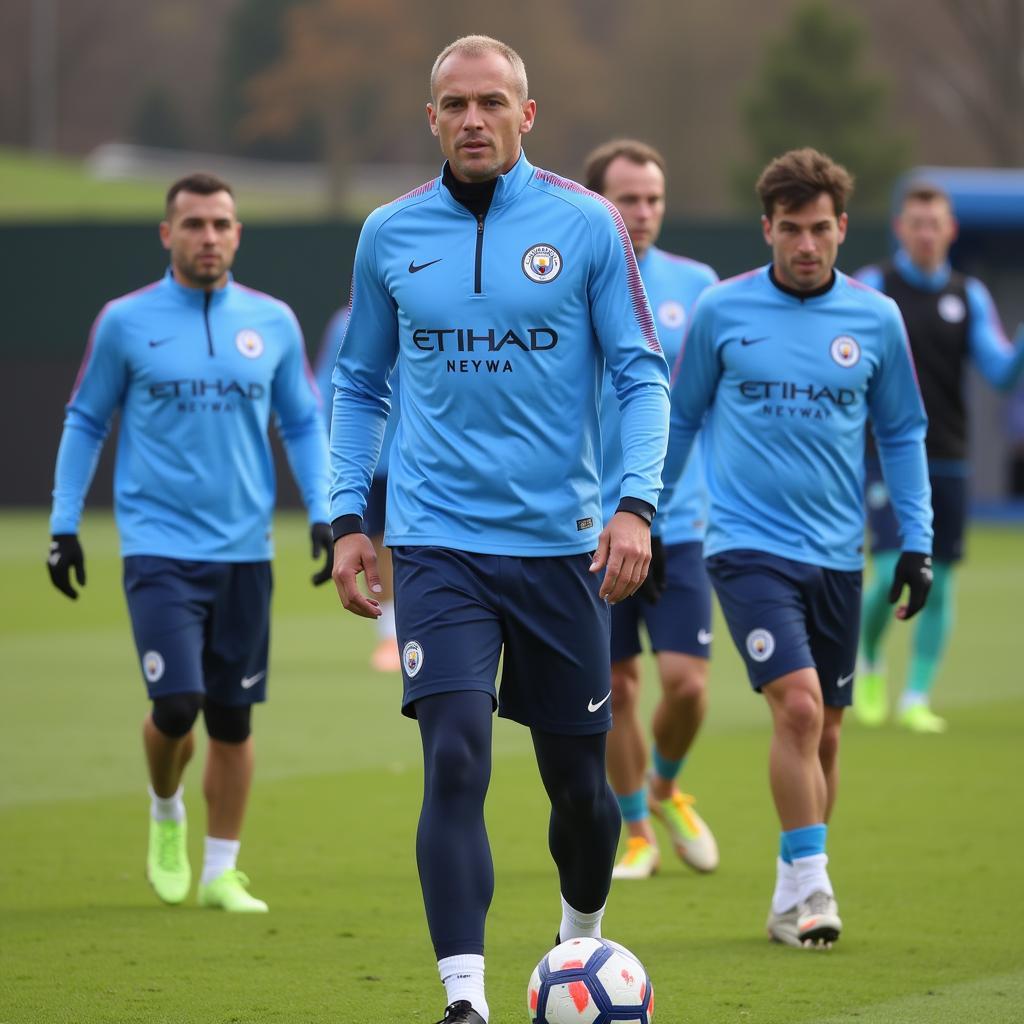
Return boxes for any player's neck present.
[769,264,836,300]
[443,163,498,219]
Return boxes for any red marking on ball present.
[568,980,590,1012]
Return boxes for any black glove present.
[636,535,667,605]
[888,551,933,621]
[48,534,86,600]
[310,521,334,586]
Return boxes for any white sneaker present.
[797,890,841,948]
[651,791,719,873]
[611,837,660,880]
[766,904,801,947]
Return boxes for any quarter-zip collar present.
[768,264,838,303]
[894,248,951,292]
[162,266,234,306]
[437,150,535,216]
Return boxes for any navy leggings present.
[415,691,620,958]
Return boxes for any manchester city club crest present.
[143,650,165,683]
[938,293,967,323]
[403,640,424,678]
[658,300,686,330]
[235,329,265,358]
[746,628,775,663]
[521,244,563,283]
[829,335,860,368]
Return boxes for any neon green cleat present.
[146,818,191,905]
[611,837,660,880]
[853,671,888,726]
[653,791,719,873]
[898,703,947,734]
[198,869,269,912]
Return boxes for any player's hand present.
[888,551,933,621]
[47,534,86,600]
[590,511,651,604]
[332,533,383,618]
[636,535,667,605]
[310,521,334,586]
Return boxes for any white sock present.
[771,857,799,914]
[201,836,240,885]
[376,600,396,640]
[438,954,488,1022]
[148,784,185,823]
[792,852,833,903]
[559,895,605,940]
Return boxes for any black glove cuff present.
[616,496,655,526]
[331,515,364,542]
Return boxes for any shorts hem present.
[401,680,497,719]
[497,706,611,735]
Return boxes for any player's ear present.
[158,220,172,251]
[836,212,848,244]
[519,98,537,136]
[426,103,439,137]
[760,214,773,246]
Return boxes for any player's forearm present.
[876,437,934,554]
[616,381,670,511]
[49,416,107,533]
[328,382,389,521]
[279,418,331,523]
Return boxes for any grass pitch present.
[2,511,1022,1023]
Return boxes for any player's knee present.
[151,692,203,739]
[427,736,488,801]
[549,767,610,823]
[776,685,823,737]
[610,663,641,712]
[819,722,841,768]
[661,663,707,708]
[203,699,252,744]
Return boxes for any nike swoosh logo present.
[740,336,769,346]
[408,258,442,274]
[588,692,611,713]
[148,337,174,347]
[697,629,713,645]
[837,672,854,688]
[240,671,266,689]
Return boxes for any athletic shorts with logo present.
[706,549,861,707]
[392,546,612,734]
[865,459,966,562]
[610,541,712,661]
[123,556,272,703]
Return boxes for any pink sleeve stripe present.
[532,170,661,353]
[386,178,438,206]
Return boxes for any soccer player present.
[664,148,933,949]
[854,183,1024,733]
[329,36,669,1024]
[315,308,401,671]
[583,140,719,880]
[47,173,332,912]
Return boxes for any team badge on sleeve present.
[658,300,686,329]
[522,244,563,283]
[235,329,265,359]
[745,628,775,663]
[403,640,424,678]
[143,650,166,683]
[829,335,860,368]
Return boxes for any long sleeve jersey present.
[314,306,398,478]
[51,268,330,561]
[664,266,932,570]
[330,152,670,556]
[857,249,1024,464]
[600,247,717,545]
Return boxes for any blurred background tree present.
[732,0,909,211]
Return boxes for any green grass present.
[0,148,327,222]
[2,510,1023,1022]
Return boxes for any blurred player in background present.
[47,173,333,912]
[854,183,1024,733]
[329,36,669,1024]
[583,140,719,881]
[315,307,401,671]
[665,149,933,949]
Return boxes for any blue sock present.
[784,823,827,861]
[616,788,648,823]
[652,749,685,784]
[779,833,792,865]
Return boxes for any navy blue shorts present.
[866,460,966,562]
[364,474,388,538]
[391,547,612,734]
[706,550,861,707]
[123,556,272,704]
[610,541,713,661]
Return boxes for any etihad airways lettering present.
[739,381,856,406]
[149,379,266,400]
[413,327,558,352]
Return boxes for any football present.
[527,937,653,1023]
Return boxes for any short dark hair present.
[755,148,854,219]
[165,172,234,218]
[900,181,952,209]
[583,139,666,194]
